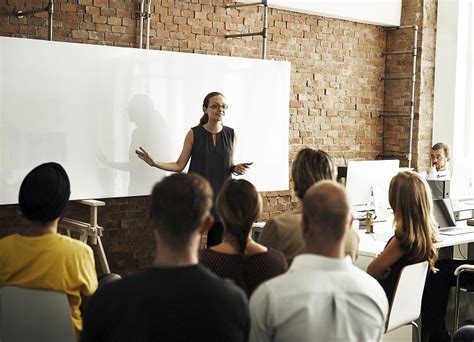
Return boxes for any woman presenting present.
[136,91,251,246]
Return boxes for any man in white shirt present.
[426,142,451,179]
[249,181,388,342]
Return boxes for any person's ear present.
[199,215,214,235]
[302,213,310,239]
[203,106,208,115]
[347,213,354,230]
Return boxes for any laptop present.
[433,199,474,236]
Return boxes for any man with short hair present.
[81,173,250,342]
[430,142,451,172]
[0,162,98,338]
[250,181,388,342]
[258,148,359,265]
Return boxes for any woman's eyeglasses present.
[208,104,228,110]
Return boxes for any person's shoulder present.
[198,248,222,264]
[0,234,19,256]
[0,234,19,245]
[266,248,288,263]
[347,265,388,299]
[222,125,235,135]
[92,271,148,300]
[197,265,247,301]
[265,210,302,230]
[55,234,93,255]
[250,269,287,301]
[191,125,202,133]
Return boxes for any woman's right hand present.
[135,146,155,167]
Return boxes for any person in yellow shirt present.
[0,162,98,338]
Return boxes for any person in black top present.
[200,179,288,297]
[366,171,438,302]
[136,91,251,246]
[81,173,250,342]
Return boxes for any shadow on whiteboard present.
[97,94,169,196]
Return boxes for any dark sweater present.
[81,265,249,342]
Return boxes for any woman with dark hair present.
[199,179,288,297]
[136,92,251,246]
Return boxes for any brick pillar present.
[382,0,437,170]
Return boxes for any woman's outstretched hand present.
[135,146,155,167]
[233,162,253,176]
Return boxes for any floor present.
[382,290,474,341]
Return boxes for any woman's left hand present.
[233,162,252,175]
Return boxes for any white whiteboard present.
[0,37,291,204]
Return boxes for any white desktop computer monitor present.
[346,160,400,211]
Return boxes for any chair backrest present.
[385,261,429,333]
[0,286,75,342]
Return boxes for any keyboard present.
[439,227,474,236]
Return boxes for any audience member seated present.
[249,181,388,342]
[200,179,287,297]
[258,148,359,265]
[81,173,250,342]
[0,162,98,338]
[426,142,451,179]
[367,171,438,303]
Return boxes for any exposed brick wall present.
[0,0,434,275]
[382,0,437,170]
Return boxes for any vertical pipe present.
[407,25,418,169]
[47,0,53,41]
[139,0,145,49]
[146,0,152,49]
[262,0,268,59]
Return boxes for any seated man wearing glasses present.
[426,142,451,179]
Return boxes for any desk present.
[356,220,474,270]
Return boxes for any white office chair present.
[385,261,429,342]
[0,286,75,342]
[454,264,474,330]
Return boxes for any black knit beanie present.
[19,162,71,223]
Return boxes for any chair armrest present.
[454,264,474,276]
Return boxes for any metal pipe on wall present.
[146,0,152,49]
[47,0,54,41]
[407,25,418,169]
[15,0,54,41]
[262,0,268,59]
[138,0,145,49]
[380,25,418,168]
[224,0,269,60]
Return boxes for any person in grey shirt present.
[250,181,388,342]
[258,148,359,265]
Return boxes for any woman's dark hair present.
[215,179,261,254]
[199,91,224,125]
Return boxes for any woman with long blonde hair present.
[367,171,438,302]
